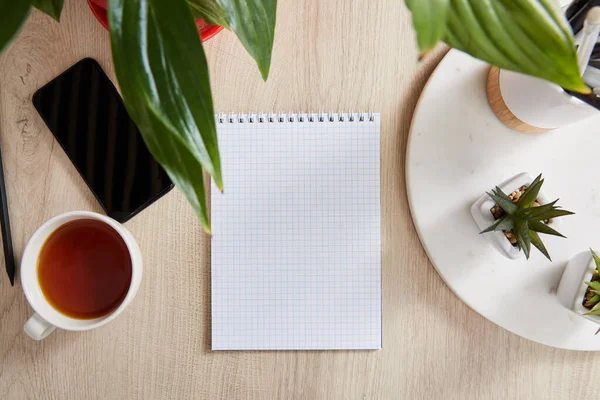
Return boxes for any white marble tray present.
[406,49,600,350]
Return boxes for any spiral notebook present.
[211,113,381,350]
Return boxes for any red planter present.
[89,0,107,8]
[86,0,224,42]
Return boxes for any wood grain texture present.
[486,67,551,134]
[0,1,599,399]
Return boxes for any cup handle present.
[24,313,56,340]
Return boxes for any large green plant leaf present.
[0,0,31,53]
[187,0,229,27]
[108,0,221,232]
[404,0,589,93]
[32,0,64,21]
[216,0,277,80]
[405,0,450,54]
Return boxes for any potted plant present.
[557,249,600,333]
[470,173,574,260]
[403,1,596,133]
[1,0,277,233]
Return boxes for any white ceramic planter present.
[557,251,600,327]
[498,70,598,130]
[470,172,555,260]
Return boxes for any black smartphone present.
[33,58,174,223]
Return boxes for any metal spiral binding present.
[215,112,375,123]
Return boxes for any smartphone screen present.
[33,58,173,223]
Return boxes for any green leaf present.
[493,186,512,202]
[515,200,575,221]
[108,0,222,232]
[187,0,230,27]
[216,0,277,80]
[480,215,514,234]
[404,0,450,54]
[515,220,531,259]
[585,301,600,316]
[515,200,558,219]
[517,174,543,208]
[404,0,589,93]
[449,0,588,93]
[585,281,600,291]
[487,188,517,214]
[528,220,565,238]
[480,218,502,234]
[592,249,600,274]
[32,0,63,22]
[528,208,575,221]
[529,230,551,261]
[588,294,600,304]
[0,0,31,53]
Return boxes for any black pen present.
[0,146,15,286]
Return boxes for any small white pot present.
[486,2,600,134]
[470,172,555,260]
[557,251,600,327]
[498,70,597,130]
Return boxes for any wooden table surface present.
[1,1,599,399]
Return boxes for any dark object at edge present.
[567,0,600,35]
[0,147,15,286]
[565,1,600,111]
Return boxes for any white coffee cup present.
[21,211,143,340]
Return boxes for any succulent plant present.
[480,174,574,261]
[584,249,600,335]
[583,249,600,315]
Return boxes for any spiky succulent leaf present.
[480,221,500,234]
[585,281,600,291]
[592,249,600,273]
[529,208,575,221]
[517,174,543,208]
[480,215,515,234]
[515,220,531,259]
[529,230,551,261]
[493,186,512,201]
[585,301,600,316]
[495,217,515,232]
[529,173,542,187]
[516,202,574,221]
[487,188,518,214]
[528,220,566,238]
[588,294,600,305]
[515,200,559,219]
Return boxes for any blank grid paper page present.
[211,113,381,350]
